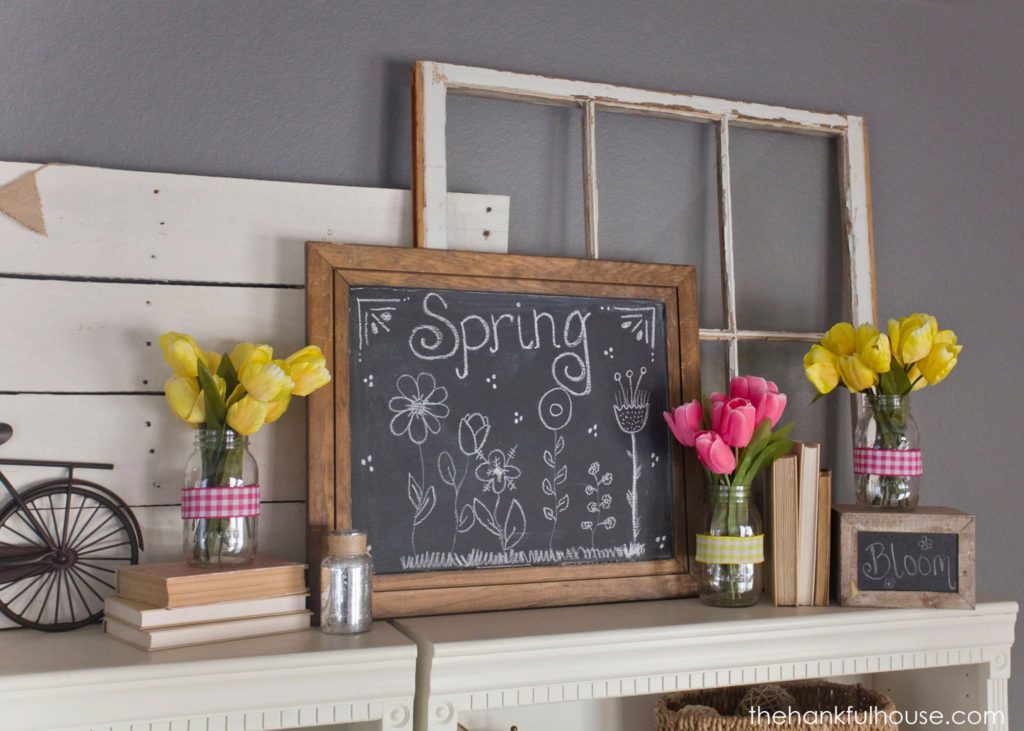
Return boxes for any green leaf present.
[736,437,793,486]
[889,363,913,395]
[216,352,238,398]
[197,359,227,429]
[735,418,772,479]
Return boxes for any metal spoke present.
[33,572,58,624]
[1,518,49,548]
[62,569,77,624]
[66,568,89,622]
[46,494,61,548]
[59,486,73,548]
[73,524,124,555]
[64,492,89,549]
[1,570,46,604]
[25,500,57,547]
[66,502,103,549]
[76,540,132,557]
[70,513,117,552]
[75,561,116,574]
[69,565,106,604]
[52,567,63,624]
[72,563,116,591]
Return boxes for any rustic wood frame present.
[306,242,702,618]
[411,61,878,380]
[832,505,976,610]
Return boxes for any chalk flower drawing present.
[390,373,449,552]
[539,387,573,549]
[389,373,450,445]
[613,368,650,542]
[477,449,521,494]
[580,461,615,549]
[437,411,492,552]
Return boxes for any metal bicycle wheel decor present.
[0,422,144,632]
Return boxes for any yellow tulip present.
[918,330,962,385]
[227,395,269,436]
[820,322,856,356]
[160,332,205,378]
[855,323,891,373]
[286,346,332,396]
[264,389,293,424]
[907,365,928,391]
[803,345,840,394]
[890,313,937,365]
[239,358,293,402]
[229,342,273,373]
[165,376,204,424]
[837,354,878,392]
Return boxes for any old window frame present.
[411,61,877,379]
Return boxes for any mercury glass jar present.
[182,429,259,566]
[855,394,921,511]
[321,529,373,634]
[697,482,764,607]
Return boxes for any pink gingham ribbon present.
[853,448,923,477]
[181,485,261,519]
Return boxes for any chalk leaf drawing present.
[356,297,401,350]
[613,306,657,350]
[539,387,573,549]
[613,368,650,543]
[390,372,450,552]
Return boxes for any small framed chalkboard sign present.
[306,243,702,618]
[832,505,975,609]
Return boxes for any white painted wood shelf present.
[0,622,418,731]
[395,599,1018,731]
[0,600,1016,730]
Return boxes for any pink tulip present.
[712,397,756,447]
[730,375,787,427]
[709,391,728,405]
[694,430,736,475]
[729,375,768,401]
[663,401,702,447]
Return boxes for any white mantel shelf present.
[395,599,1018,731]
[0,600,1017,731]
[0,622,418,731]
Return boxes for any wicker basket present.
[655,680,897,730]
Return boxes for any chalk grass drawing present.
[356,297,400,350]
[538,386,573,549]
[580,461,615,549]
[389,372,449,552]
[613,305,657,350]
[399,543,647,571]
[613,368,650,542]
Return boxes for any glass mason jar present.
[183,429,259,566]
[855,394,920,511]
[697,482,764,607]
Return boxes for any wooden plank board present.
[0,162,509,283]
[0,278,304,392]
[0,394,305,504]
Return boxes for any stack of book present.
[765,442,831,607]
[104,556,309,651]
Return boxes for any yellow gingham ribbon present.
[696,533,765,565]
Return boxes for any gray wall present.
[2,0,1021,711]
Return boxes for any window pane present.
[730,128,845,333]
[738,341,854,502]
[447,95,583,257]
[595,112,723,329]
[700,340,728,396]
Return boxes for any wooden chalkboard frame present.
[832,505,975,610]
[306,242,702,618]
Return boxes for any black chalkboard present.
[857,531,958,593]
[347,285,675,575]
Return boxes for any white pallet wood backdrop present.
[0,162,510,624]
